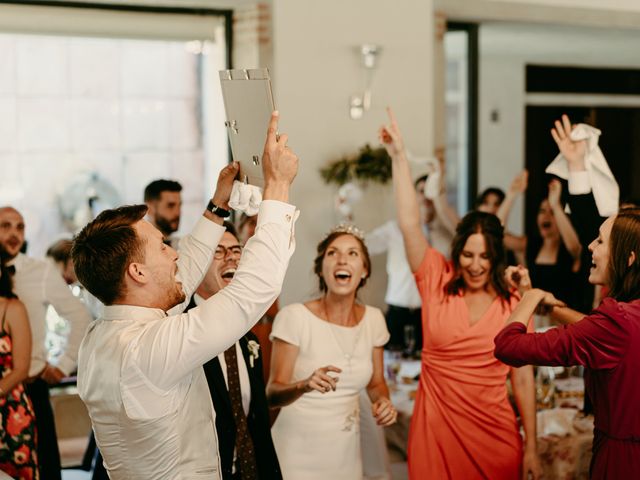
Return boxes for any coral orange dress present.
[408,248,522,479]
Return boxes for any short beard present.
[155,215,179,237]
[165,287,186,311]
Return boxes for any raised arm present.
[547,179,582,271]
[380,108,428,272]
[497,170,528,226]
[426,159,460,236]
[551,114,607,246]
[135,112,300,390]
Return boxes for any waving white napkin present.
[545,124,619,217]
[229,180,262,216]
[419,157,442,200]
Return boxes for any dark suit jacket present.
[203,332,282,480]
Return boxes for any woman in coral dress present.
[379,108,541,479]
[0,265,38,480]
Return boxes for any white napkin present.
[229,180,262,216]
[422,157,442,200]
[545,123,619,217]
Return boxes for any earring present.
[361,274,366,279]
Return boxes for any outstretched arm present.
[379,107,428,272]
[497,170,528,226]
[547,179,582,271]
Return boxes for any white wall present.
[478,22,640,235]
[270,0,434,307]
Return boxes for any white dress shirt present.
[9,253,92,376]
[78,200,297,480]
[193,293,250,416]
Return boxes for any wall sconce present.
[349,44,382,120]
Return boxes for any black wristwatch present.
[206,200,231,218]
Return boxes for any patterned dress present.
[0,303,39,480]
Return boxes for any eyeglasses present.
[214,245,243,259]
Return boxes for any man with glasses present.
[189,221,281,480]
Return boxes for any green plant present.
[320,144,392,186]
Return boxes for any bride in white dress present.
[267,225,397,480]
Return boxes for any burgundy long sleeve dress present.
[494,297,640,479]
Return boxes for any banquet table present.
[384,357,593,479]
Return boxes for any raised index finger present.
[386,106,399,128]
[266,110,280,144]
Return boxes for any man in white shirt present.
[190,222,281,480]
[72,112,298,479]
[0,207,92,480]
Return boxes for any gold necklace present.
[322,297,363,369]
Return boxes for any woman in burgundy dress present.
[495,207,640,479]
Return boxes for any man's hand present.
[211,161,240,211]
[262,111,299,202]
[41,364,66,385]
[379,107,406,159]
[551,114,587,171]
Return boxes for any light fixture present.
[349,44,382,120]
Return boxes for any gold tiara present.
[324,223,365,241]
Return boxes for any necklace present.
[322,298,363,369]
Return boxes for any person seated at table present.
[267,224,397,479]
[495,206,640,480]
[379,107,541,480]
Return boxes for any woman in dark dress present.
[495,207,640,479]
[526,180,584,311]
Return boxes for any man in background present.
[144,179,182,247]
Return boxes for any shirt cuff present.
[191,215,226,248]
[54,356,75,377]
[257,200,298,228]
[568,171,591,195]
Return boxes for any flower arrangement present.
[320,144,392,186]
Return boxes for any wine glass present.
[404,324,416,357]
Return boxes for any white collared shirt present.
[78,200,297,479]
[194,293,251,416]
[9,253,92,376]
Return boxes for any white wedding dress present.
[270,303,389,480]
